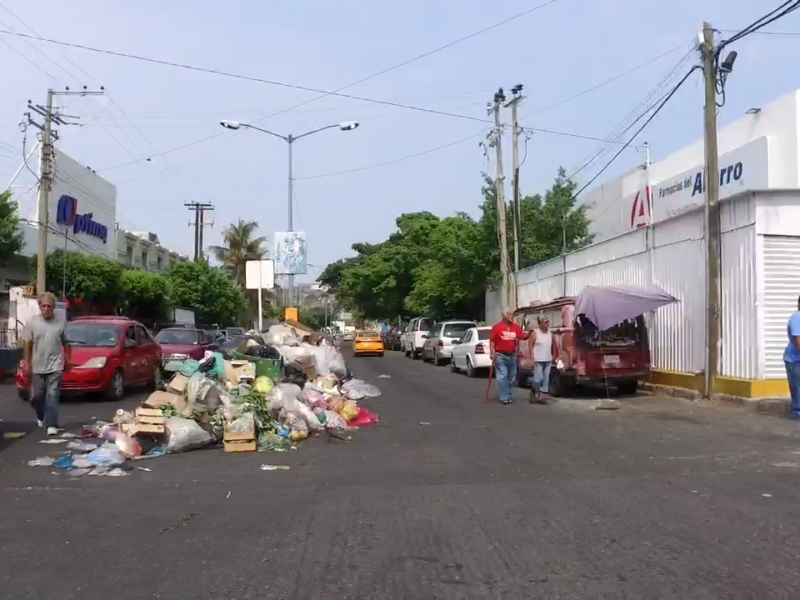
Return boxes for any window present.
[418,318,433,332]
[157,255,163,272]
[443,322,475,338]
[126,246,133,267]
[66,323,121,348]
[477,329,492,340]
[125,326,138,346]
[156,329,201,345]
[141,251,148,271]
[461,331,472,344]
[406,319,416,333]
[136,326,153,346]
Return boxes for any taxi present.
[353,330,385,357]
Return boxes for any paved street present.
[3,350,800,598]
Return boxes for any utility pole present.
[26,86,104,295]
[505,85,524,280]
[185,202,214,261]
[489,88,512,309]
[702,22,721,399]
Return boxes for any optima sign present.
[55,194,109,243]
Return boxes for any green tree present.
[0,189,24,266]
[210,219,267,286]
[167,261,246,326]
[36,250,123,305]
[120,269,172,326]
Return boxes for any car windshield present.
[156,329,199,345]
[477,329,492,340]
[443,323,475,338]
[358,332,380,338]
[66,323,120,347]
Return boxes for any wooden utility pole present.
[505,85,524,280]
[35,89,54,295]
[702,22,721,398]
[489,88,512,309]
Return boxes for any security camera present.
[720,50,738,74]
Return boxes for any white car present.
[402,316,433,359]
[450,326,493,377]
[422,321,477,366]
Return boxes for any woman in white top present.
[527,314,557,404]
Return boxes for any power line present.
[575,66,700,216]
[721,1,800,46]
[250,0,564,123]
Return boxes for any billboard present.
[273,231,307,275]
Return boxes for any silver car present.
[421,320,477,366]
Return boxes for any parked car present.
[16,316,162,401]
[353,330,384,357]
[342,332,354,342]
[421,320,477,365]
[450,325,493,377]
[402,317,433,359]
[383,326,404,351]
[155,327,219,365]
[513,297,649,395]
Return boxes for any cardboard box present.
[120,407,166,434]
[223,416,256,453]
[296,355,318,379]
[167,372,189,395]
[143,390,186,413]
[224,360,256,385]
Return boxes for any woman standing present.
[527,314,559,405]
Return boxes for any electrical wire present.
[250,0,564,123]
[721,1,800,47]
[575,66,700,220]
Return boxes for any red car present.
[155,327,218,363]
[16,316,163,401]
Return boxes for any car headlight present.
[167,353,189,360]
[76,356,107,369]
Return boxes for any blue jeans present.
[786,361,800,418]
[529,361,552,394]
[31,372,61,428]
[494,352,517,402]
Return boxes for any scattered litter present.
[66,441,98,453]
[159,512,198,534]
[136,467,153,472]
[39,439,68,445]
[28,457,56,467]
[762,493,773,498]
[226,491,231,499]
[595,399,621,411]
[98,468,129,477]
[420,421,431,426]
[69,468,93,478]
[378,374,391,379]
[59,432,78,439]
[260,464,291,471]
[4,432,26,440]
[56,456,75,470]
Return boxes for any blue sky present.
[1,0,798,282]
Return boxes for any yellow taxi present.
[353,330,385,357]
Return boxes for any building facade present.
[486,87,800,398]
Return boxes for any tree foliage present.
[38,250,124,306]
[320,168,592,321]
[210,219,267,286]
[167,261,246,327]
[120,269,172,325]
[0,189,24,266]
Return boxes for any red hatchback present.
[16,316,163,401]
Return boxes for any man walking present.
[785,295,800,419]
[490,307,528,405]
[22,292,70,436]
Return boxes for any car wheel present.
[618,379,638,395]
[450,357,458,373]
[379,352,385,357]
[412,349,421,360]
[466,357,476,378]
[106,369,124,401]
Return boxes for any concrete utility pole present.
[185,202,214,261]
[505,85,524,279]
[489,88,513,309]
[702,22,722,398]
[26,86,104,294]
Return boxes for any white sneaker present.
[37,420,44,428]
[46,427,59,436]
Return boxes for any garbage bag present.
[267,324,301,347]
[339,400,359,422]
[323,410,348,431]
[266,382,301,413]
[179,360,201,376]
[165,418,213,453]
[199,351,226,378]
[227,412,255,435]
[254,376,274,394]
[312,345,347,377]
[85,443,126,468]
[341,378,381,400]
[349,406,379,427]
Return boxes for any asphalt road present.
[3,349,800,598]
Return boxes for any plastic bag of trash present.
[228,412,255,435]
[85,443,126,468]
[267,324,301,347]
[254,376,274,395]
[312,345,347,377]
[341,378,381,400]
[179,360,201,376]
[323,410,348,431]
[278,345,314,366]
[199,351,226,379]
[165,417,213,453]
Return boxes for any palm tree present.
[210,220,267,286]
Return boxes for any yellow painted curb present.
[650,370,788,398]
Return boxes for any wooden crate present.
[120,407,166,434]
[223,420,256,453]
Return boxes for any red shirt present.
[490,321,525,354]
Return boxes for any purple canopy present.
[574,285,678,331]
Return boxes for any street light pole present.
[220,120,359,309]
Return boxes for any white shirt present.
[532,329,553,362]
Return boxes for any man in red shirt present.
[490,307,529,404]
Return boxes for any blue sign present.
[55,195,108,244]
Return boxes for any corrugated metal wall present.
[500,195,759,378]
[761,236,800,378]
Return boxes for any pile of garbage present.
[28,322,382,476]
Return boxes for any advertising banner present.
[274,231,307,275]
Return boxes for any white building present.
[487,87,800,398]
[1,148,187,293]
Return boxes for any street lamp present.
[220,119,359,307]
